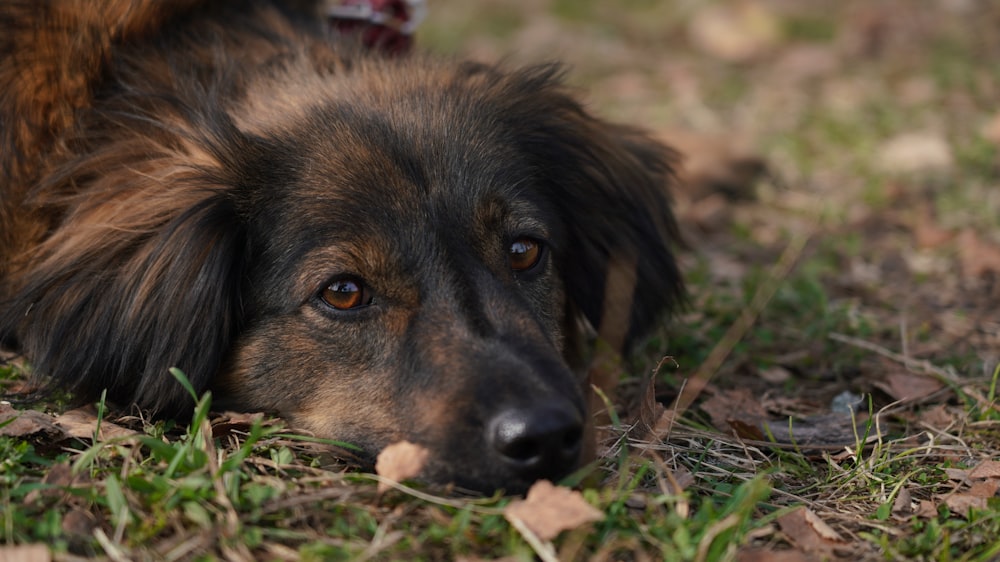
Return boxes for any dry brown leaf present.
[61,509,98,537]
[0,545,50,562]
[23,462,79,504]
[919,404,955,430]
[969,460,1000,479]
[54,406,138,441]
[758,366,792,384]
[375,441,429,493]
[728,418,766,441]
[958,229,1000,278]
[967,480,1000,498]
[0,403,65,440]
[503,480,604,541]
[874,371,944,403]
[662,467,696,495]
[915,500,939,519]
[803,508,844,542]
[877,132,953,175]
[911,203,954,249]
[944,467,972,483]
[700,388,768,433]
[0,545,51,562]
[736,547,811,562]
[211,411,267,438]
[944,493,988,516]
[629,375,665,444]
[982,112,1000,145]
[688,3,781,63]
[777,507,843,554]
[892,487,914,517]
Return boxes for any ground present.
[2,1,1000,560]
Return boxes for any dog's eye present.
[321,277,372,310]
[509,237,543,273]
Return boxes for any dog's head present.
[4,58,682,493]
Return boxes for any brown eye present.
[321,277,372,310]
[509,238,543,273]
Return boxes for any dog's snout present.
[489,405,583,482]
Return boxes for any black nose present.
[488,405,583,481]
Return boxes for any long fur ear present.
[490,64,685,350]
[2,163,249,416]
[0,0,276,415]
[0,98,262,415]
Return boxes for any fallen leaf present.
[211,411,267,438]
[629,374,665,444]
[54,406,138,440]
[802,508,845,542]
[944,467,972,483]
[874,371,944,403]
[913,221,954,250]
[375,441,429,493]
[758,365,792,384]
[877,132,953,175]
[982,112,1000,145]
[23,462,75,504]
[688,3,781,63]
[918,404,955,430]
[61,509,98,537]
[969,460,1000,479]
[967,480,999,498]
[503,480,604,541]
[700,388,768,433]
[704,250,750,281]
[915,500,939,518]
[728,418,766,441]
[736,547,810,562]
[944,493,988,516]
[661,467,695,495]
[777,507,843,554]
[0,404,65,440]
[957,229,1000,278]
[0,545,51,562]
[892,487,914,517]
[911,203,954,249]
[773,44,841,83]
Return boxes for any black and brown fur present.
[0,0,683,493]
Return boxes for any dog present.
[0,0,683,494]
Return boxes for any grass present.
[4,0,1000,560]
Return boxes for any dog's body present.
[0,0,682,493]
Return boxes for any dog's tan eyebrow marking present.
[291,231,424,309]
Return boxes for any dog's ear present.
[1,120,259,416]
[495,65,685,350]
